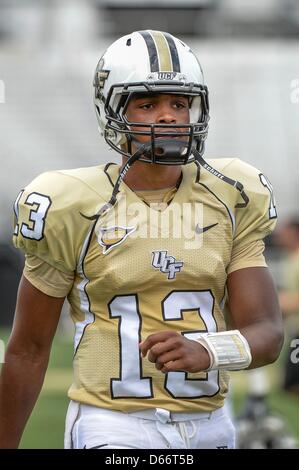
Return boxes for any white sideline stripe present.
[228,208,236,236]
[74,228,95,352]
[220,295,226,311]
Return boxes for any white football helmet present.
[91,30,248,215]
[93,30,209,165]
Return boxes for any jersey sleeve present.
[23,254,74,297]
[224,159,277,273]
[13,170,96,275]
[230,159,277,245]
[227,239,267,275]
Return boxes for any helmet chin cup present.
[133,138,193,165]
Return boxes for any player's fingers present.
[147,339,176,363]
[160,359,186,374]
[140,331,179,357]
[154,350,181,370]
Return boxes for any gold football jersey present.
[13,158,277,413]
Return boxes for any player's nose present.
[156,102,176,124]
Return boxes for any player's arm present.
[0,276,64,448]
[226,266,283,369]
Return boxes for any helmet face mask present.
[94,30,210,165]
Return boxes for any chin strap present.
[81,141,249,223]
[80,143,150,222]
[192,148,249,208]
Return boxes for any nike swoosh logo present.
[83,443,108,449]
[195,222,218,234]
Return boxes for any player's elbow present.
[5,337,51,367]
[265,323,284,364]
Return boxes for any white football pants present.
[65,401,235,449]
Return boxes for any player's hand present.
[139,331,211,374]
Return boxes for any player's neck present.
[121,157,182,191]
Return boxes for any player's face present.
[125,93,190,144]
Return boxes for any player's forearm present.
[0,349,49,448]
[241,320,284,369]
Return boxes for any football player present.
[0,30,283,449]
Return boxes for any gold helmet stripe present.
[150,31,173,72]
[163,32,181,72]
[138,30,181,73]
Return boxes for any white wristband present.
[195,330,252,371]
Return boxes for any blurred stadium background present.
[0,0,299,448]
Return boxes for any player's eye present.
[138,103,154,110]
[173,100,188,109]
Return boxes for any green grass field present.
[1,328,299,449]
